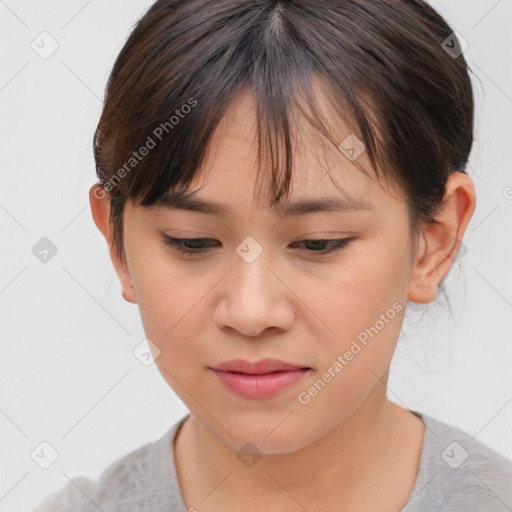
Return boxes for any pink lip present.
[208,358,310,399]
[210,358,308,374]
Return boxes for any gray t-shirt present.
[32,411,512,511]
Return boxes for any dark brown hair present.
[93,0,475,275]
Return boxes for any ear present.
[407,171,476,303]
[89,183,137,304]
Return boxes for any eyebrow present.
[153,190,374,216]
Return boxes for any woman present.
[34,1,512,510]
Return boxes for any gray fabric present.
[32,411,512,511]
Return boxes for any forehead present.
[145,84,405,219]
[149,142,401,223]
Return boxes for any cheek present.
[298,246,407,347]
[292,244,407,398]
[128,245,207,355]
[293,263,406,433]
[313,297,403,389]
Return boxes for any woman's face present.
[119,89,420,454]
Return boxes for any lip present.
[208,358,311,399]
[210,358,308,374]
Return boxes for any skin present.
[90,86,476,511]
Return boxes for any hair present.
[93,0,475,293]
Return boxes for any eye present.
[291,238,355,255]
[162,235,354,256]
[162,236,219,255]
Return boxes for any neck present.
[174,380,424,511]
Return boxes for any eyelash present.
[162,236,354,256]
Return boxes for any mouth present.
[209,357,310,375]
[208,359,311,399]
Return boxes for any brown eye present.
[291,238,355,255]
[162,236,355,257]
[162,236,219,255]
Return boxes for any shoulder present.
[31,422,182,512]
[405,413,512,511]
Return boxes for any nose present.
[214,252,295,338]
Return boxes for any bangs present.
[95,9,387,207]
[94,0,474,263]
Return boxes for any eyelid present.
[161,234,355,257]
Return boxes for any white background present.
[1,1,511,510]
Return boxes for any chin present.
[205,412,316,456]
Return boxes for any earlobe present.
[121,282,137,304]
[89,183,137,305]
[407,171,476,304]
[118,262,137,305]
